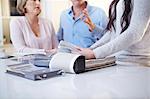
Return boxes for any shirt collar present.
[68,1,90,15]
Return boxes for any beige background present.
[0,0,111,45]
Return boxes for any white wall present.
[0,19,3,46]
[0,0,3,46]
[87,0,111,16]
[0,0,1,16]
[0,0,10,44]
[0,0,111,45]
[41,0,111,32]
[41,0,70,31]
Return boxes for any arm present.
[57,15,64,42]
[91,9,108,40]
[93,0,150,58]
[10,19,46,55]
[78,30,111,59]
[48,21,58,49]
[82,8,108,40]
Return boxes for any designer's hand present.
[73,47,96,59]
[45,48,57,55]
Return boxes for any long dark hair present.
[106,0,133,33]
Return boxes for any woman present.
[10,0,58,55]
[78,0,150,64]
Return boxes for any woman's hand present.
[80,9,95,32]
[76,48,96,59]
[45,48,57,55]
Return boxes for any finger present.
[79,14,86,21]
[82,9,88,16]
[71,50,81,55]
[75,46,82,51]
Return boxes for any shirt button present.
[73,33,75,37]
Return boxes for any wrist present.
[44,49,50,54]
[89,23,95,32]
[91,51,96,59]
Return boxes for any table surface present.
[0,45,150,99]
[0,59,150,99]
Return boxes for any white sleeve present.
[10,19,46,55]
[93,0,150,58]
[57,13,64,42]
[48,21,58,49]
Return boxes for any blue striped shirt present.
[57,5,108,48]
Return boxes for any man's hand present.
[80,9,95,32]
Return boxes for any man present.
[57,0,108,48]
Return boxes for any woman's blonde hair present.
[16,0,27,15]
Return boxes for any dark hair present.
[106,0,133,33]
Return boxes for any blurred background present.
[0,0,111,46]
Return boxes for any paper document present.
[58,41,80,53]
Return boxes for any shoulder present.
[88,5,104,12]
[134,0,150,5]
[39,17,54,29]
[134,0,150,9]
[88,5,106,15]
[39,17,53,25]
[132,0,150,18]
[60,8,71,17]
[10,16,25,23]
[10,16,26,26]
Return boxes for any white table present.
[0,58,150,99]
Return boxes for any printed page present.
[58,41,80,53]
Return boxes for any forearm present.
[93,0,150,58]
[93,25,149,58]
[15,46,46,55]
